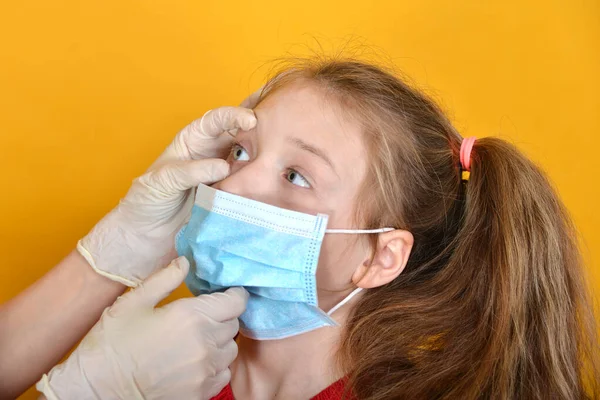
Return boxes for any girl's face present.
[213,81,373,310]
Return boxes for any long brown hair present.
[255,57,600,399]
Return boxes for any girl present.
[181,58,600,399]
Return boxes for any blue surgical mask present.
[175,183,392,340]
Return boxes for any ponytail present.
[456,137,599,398]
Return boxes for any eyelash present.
[230,143,312,189]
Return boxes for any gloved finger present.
[195,107,256,139]
[111,257,189,314]
[239,87,263,109]
[202,368,232,400]
[193,287,249,322]
[143,158,230,194]
[215,340,239,372]
[213,318,240,347]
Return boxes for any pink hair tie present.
[460,137,476,181]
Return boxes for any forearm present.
[0,250,125,399]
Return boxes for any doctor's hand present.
[37,257,248,400]
[78,106,257,286]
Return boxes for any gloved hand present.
[151,106,258,166]
[78,106,257,286]
[37,257,248,400]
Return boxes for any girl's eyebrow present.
[287,137,338,177]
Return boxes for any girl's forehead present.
[255,83,363,142]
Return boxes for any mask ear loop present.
[323,227,392,315]
[327,288,363,316]
[325,227,394,234]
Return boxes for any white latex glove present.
[78,106,257,286]
[37,257,248,400]
[152,106,257,166]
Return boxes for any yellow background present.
[1,1,598,398]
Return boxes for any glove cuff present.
[35,374,61,400]
[77,240,139,287]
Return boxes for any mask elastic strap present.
[327,287,363,316]
[325,227,394,234]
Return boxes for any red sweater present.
[212,378,348,400]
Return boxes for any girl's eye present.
[231,144,250,161]
[285,169,310,188]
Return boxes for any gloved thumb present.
[111,257,190,314]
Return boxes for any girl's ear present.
[352,230,413,288]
